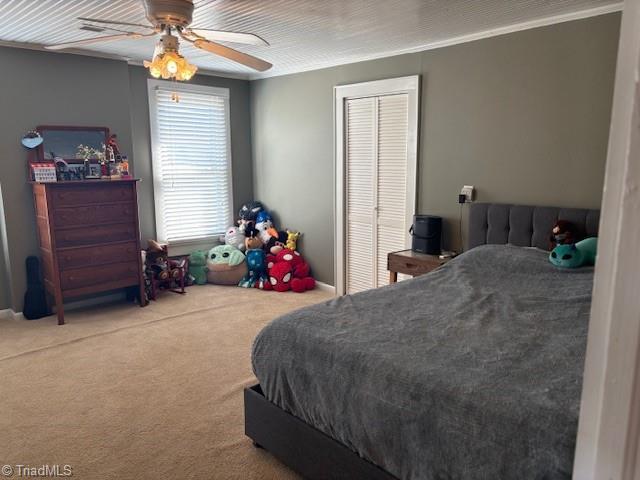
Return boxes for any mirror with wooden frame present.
[36,126,109,164]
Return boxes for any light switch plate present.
[460,185,475,202]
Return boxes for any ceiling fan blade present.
[82,23,145,34]
[187,28,269,46]
[45,32,146,50]
[192,39,272,72]
[77,17,154,30]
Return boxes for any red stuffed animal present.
[263,248,315,293]
[264,261,293,292]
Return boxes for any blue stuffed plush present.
[255,210,272,224]
[238,249,268,288]
[549,237,598,268]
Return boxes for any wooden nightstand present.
[387,249,451,283]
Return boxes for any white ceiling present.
[0,0,622,80]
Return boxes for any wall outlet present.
[460,185,475,202]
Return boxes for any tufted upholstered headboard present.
[468,203,600,251]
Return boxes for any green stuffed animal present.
[188,250,208,285]
[549,237,598,268]
[206,244,248,285]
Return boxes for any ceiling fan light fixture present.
[144,50,197,80]
[143,33,197,81]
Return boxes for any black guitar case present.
[23,256,49,320]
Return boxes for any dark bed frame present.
[244,203,600,479]
[244,384,397,479]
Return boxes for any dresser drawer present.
[387,253,444,276]
[51,184,134,206]
[60,262,140,291]
[57,242,139,271]
[54,203,136,228]
[55,223,137,248]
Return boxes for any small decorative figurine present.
[83,158,91,178]
[107,134,120,157]
[54,158,69,181]
[120,155,130,177]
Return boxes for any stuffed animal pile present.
[195,200,315,292]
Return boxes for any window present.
[148,80,233,248]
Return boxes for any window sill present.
[165,237,222,256]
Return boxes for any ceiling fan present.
[45,0,272,76]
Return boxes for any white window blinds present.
[148,81,233,245]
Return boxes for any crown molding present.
[250,2,623,80]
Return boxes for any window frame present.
[147,79,234,253]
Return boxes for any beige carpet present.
[0,285,333,479]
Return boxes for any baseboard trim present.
[0,309,23,321]
[0,292,128,322]
[315,281,336,295]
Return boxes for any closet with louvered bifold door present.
[345,92,413,294]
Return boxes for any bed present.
[245,203,600,480]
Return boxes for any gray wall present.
[128,66,254,240]
[0,47,134,311]
[250,13,621,286]
[0,12,621,307]
[0,49,252,311]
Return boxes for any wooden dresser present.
[32,180,145,325]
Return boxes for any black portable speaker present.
[410,215,442,255]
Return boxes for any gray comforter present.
[252,245,593,479]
